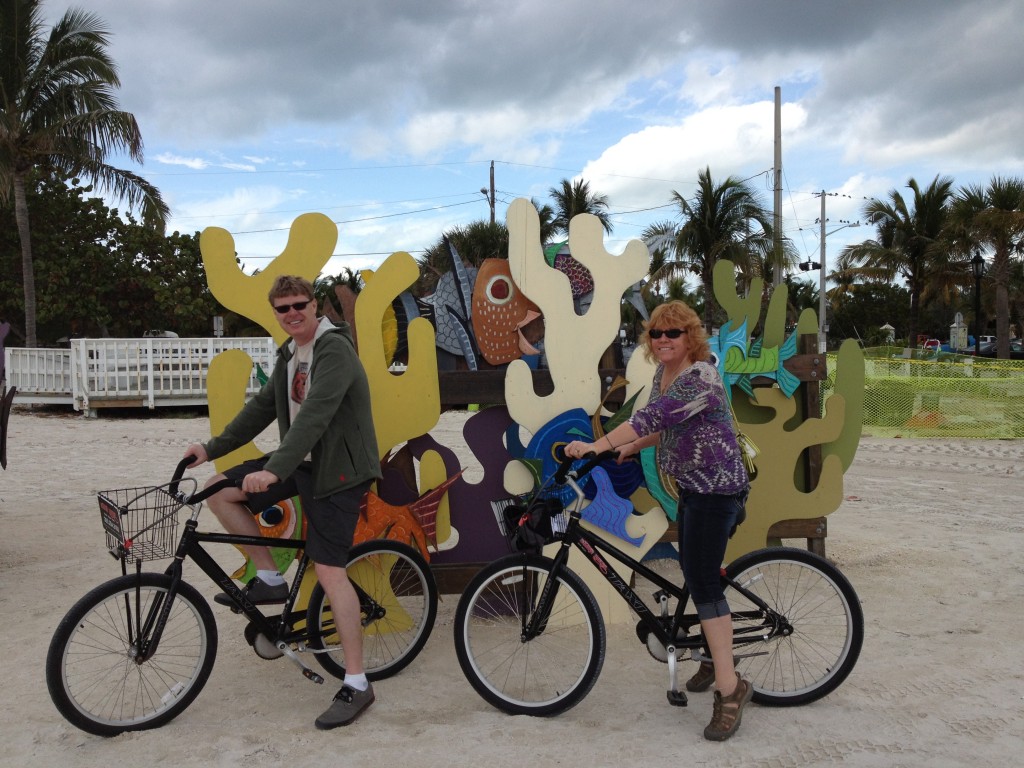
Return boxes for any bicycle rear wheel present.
[725,547,863,706]
[307,539,437,681]
[453,553,605,716]
[46,573,217,736]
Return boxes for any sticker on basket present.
[98,497,124,542]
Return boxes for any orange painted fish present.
[471,258,542,366]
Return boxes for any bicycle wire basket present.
[97,479,195,561]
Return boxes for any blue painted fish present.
[710,319,800,398]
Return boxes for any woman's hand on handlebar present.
[612,439,641,464]
[564,440,596,459]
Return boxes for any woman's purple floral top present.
[628,360,748,495]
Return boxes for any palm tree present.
[641,167,776,329]
[949,176,1024,358]
[314,268,361,315]
[530,197,557,244]
[548,178,612,237]
[416,220,509,295]
[840,176,955,350]
[0,0,168,347]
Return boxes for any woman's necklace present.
[660,358,691,393]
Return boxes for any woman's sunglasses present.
[649,328,688,339]
[272,300,312,314]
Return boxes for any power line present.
[171,191,482,221]
[142,159,490,177]
[230,198,483,235]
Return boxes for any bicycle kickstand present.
[275,642,325,685]
[665,646,688,707]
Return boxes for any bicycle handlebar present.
[553,448,619,484]
[170,454,241,504]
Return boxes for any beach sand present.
[1,408,1021,767]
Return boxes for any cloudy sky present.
[42,0,1024,281]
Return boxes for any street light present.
[971,250,986,354]
[479,188,494,224]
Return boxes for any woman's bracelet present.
[604,434,615,450]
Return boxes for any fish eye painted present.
[485,275,514,305]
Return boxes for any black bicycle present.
[46,457,437,736]
[453,451,863,716]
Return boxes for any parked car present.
[968,341,997,356]
[975,340,1024,359]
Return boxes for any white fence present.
[5,337,277,414]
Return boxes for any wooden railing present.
[5,337,277,414]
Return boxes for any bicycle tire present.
[453,553,606,716]
[724,547,863,706]
[46,573,217,736]
[307,539,437,681]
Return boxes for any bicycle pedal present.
[303,669,325,685]
[666,689,688,707]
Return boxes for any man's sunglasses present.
[272,300,312,314]
[649,328,688,339]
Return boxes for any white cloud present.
[583,101,808,209]
[154,153,209,170]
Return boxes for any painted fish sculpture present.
[471,258,542,365]
[710,319,801,399]
[543,242,594,299]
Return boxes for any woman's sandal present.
[703,673,753,741]
[685,656,738,693]
[685,661,716,692]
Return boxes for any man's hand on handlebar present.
[184,444,209,467]
[241,469,280,494]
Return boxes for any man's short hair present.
[268,275,315,303]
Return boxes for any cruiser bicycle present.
[453,450,863,716]
[46,456,437,736]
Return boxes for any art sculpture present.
[197,199,865,618]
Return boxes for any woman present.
[565,300,752,741]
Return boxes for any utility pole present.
[810,190,859,353]
[773,86,783,286]
[480,160,495,224]
[819,191,827,353]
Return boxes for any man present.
[185,275,381,730]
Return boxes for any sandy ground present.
[0,408,1022,768]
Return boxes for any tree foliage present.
[0,0,168,345]
[839,176,956,350]
[416,220,509,295]
[549,178,612,237]
[0,171,219,343]
[949,176,1024,358]
[642,167,778,330]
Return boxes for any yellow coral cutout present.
[201,213,337,344]
[355,250,440,459]
[360,269,399,366]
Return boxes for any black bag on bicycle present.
[502,497,564,552]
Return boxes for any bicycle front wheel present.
[46,573,217,736]
[725,547,863,706]
[307,539,437,681]
[453,553,605,716]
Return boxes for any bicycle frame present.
[129,516,328,671]
[524,477,784,655]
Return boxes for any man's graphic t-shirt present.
[288,341,314,425]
